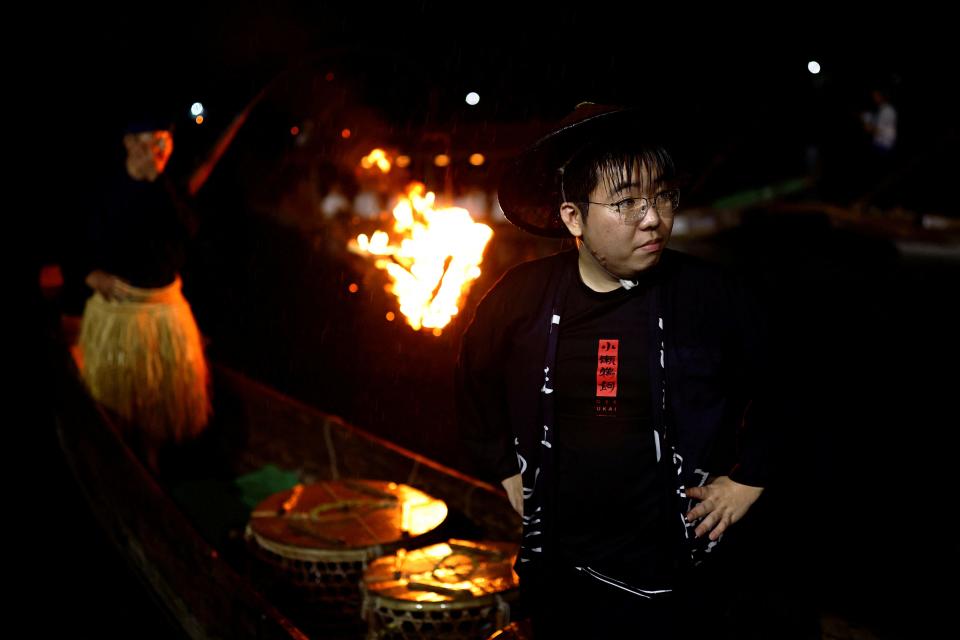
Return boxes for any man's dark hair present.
[560,135,676,221]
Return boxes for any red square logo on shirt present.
[596,339,619,398]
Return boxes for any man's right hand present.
[85,270,125,301]
[501,473,523,517]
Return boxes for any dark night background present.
[21,4,959,638]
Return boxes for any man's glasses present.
[585,189,680,224]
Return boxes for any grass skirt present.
[78,277,211,450]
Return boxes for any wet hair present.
[560,135,676,222]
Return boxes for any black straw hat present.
[498,103,665,237]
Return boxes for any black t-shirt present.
[551,266,675,582]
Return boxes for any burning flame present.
[349,183,493,333]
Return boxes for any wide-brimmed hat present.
[498,103,667,237]
[119,91,188,136]
[123,109,178,135]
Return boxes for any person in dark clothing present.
[78,119,210,473]
[456,104,777,638]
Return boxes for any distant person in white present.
[862,89,897,152]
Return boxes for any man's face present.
[124,130,173,180]
[576,165,674,278]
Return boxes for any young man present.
[456,104,775,637]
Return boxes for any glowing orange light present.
[348,283,359,293]
[469,153,485,166]
[433,154,450,167]
[396,155,411,168]
[195,115,204,125]
[396,487,448,536]
[360,148,392,173]
[341,128,352,139]
[348,183,493,333]
[386,311,396,321]
[282,484,304,513]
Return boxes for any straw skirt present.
[78,277,210,448]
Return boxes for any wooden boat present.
[53,347,520,639]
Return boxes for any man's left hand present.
[684,476,763,541]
